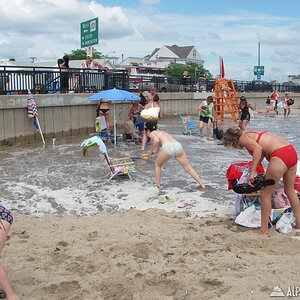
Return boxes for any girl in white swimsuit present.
[145,129,205,190]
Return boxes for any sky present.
[1,0,300,82]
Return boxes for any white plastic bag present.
[275,212,295,234]
[235,205,261,228]
[140,107,160,122]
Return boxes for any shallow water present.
[0,113,299,218]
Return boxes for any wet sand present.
[5,210,300,299]
[1,112,300,299]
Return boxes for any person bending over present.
[222,127,300,237]
[145,125,205,190]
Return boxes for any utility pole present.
[257,42,261,81]
[258,42,261,67]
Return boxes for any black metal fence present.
[0,66,129,95]
[1,65,300,95]
[128,75,300,94]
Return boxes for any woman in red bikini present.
[223,127,300,237]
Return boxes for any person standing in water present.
[238,96,254,130]
[198,95,214,140]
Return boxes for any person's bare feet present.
[198,184,206,191]
[250,229,269,237]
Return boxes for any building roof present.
[148,45,194,59]
[166,45,194,58]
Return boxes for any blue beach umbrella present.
[88,88,140,144]
[88,88,140,101]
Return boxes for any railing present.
[128,75,300,94]
[1,65,300,95]
[0,66,129,95]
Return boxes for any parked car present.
[129,82,139,91]
[138,76,186,92]
[244,80,272,92]
[280,81,300,93]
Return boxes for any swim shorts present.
[161,142,183,157]
[0,206,13,225]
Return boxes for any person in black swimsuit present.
[238,96,254,130]
[96,100,111,132]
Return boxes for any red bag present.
[294,176,300,193]
[226,161,264,190]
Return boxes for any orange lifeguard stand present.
[213,77,239,122]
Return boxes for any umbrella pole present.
[114,102,117,145]
[35,115,46,146]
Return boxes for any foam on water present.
[0,113,299,218]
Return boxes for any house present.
[145,44,204,68]
[287,75,300,85]
[118,44,204,76]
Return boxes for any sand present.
[3,209,300,300]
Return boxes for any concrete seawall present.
[0,92,299,143]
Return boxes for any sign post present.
[254,66,264,75]
[80,18,99,48]
[254,66,264,80]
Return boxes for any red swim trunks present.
[269,144,298,168]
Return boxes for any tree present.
[165,61,212,81]
[65,49,104,60]
[165,62,186,78]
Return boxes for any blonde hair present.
[222,127,243,149]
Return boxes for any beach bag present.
[213,127,223,140]
[287,98,294,106]
[294,176,300,193]
[235,205,261,228]
[271,189,290,209]
[277,102,283,109]
[140,106,160,122]
[275,212,295,234]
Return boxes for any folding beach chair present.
[181,116,196,135]
[80,136,136,181]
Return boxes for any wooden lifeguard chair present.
[213,77,239,122]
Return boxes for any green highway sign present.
[254,66,264,76]
[80,18,98,48]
